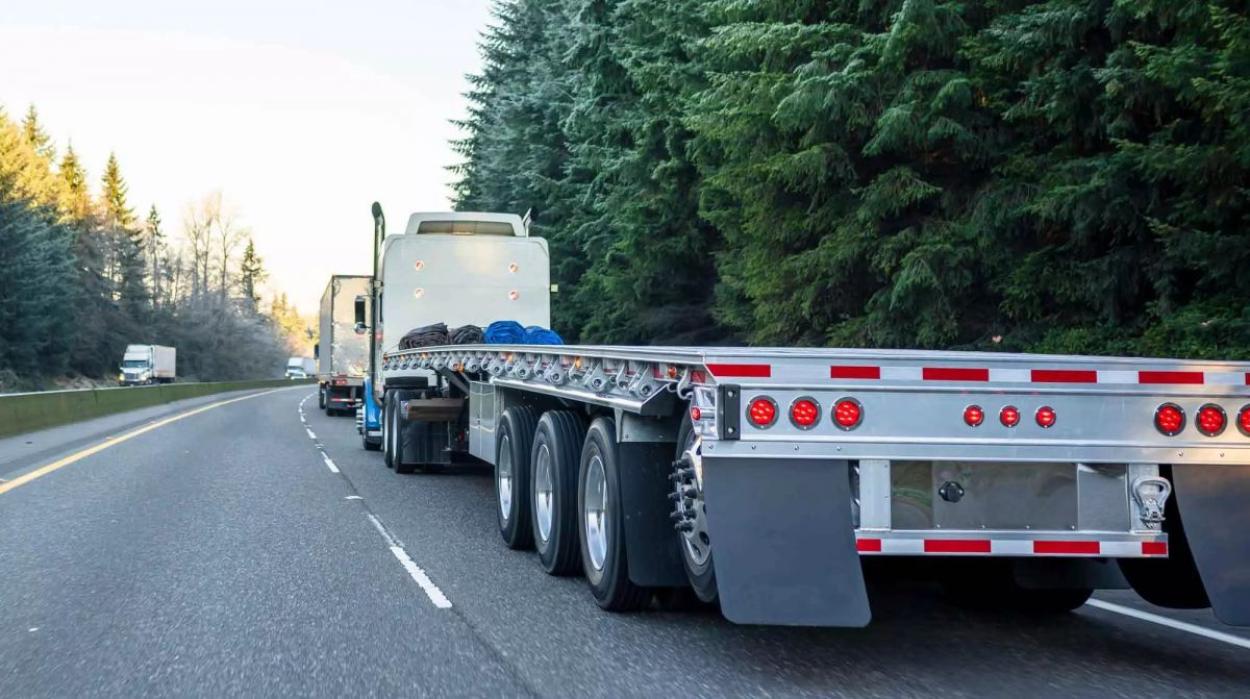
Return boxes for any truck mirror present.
[313,343,320,359]
[354,322,367,336]
[354,295,367,327]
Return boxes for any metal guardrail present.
[0,379,314,439]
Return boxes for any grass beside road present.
[0,379,313,439]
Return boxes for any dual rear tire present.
[493,409,650,611]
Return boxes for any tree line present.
[453,0,1250,358]
[0,105,300,390]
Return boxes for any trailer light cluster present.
[1155,402,1247,438]
[744,396,861,430]
[964,404,1056,429]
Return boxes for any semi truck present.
[285,357,315,380]
[317,275,371,416]
[358,204,1250,628]
[118,344,176,385]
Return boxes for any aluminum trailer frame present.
[382,343,1250,627]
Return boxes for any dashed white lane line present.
[1085,599,1250,651]
[389,546,453,609]
[303,395,452,610]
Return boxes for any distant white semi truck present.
[317,275,371,416]
[118,344,176,386]
[357,205,1250,630]
[285,357,315,379]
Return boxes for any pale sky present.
[0,0,494,313]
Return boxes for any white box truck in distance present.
[318,275,371,415]
[118,345,176,385]
[286,357,315,379]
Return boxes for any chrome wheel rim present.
[583,453,608,572]
[680,433,711,568]
[497,434,513,519]
[534,443,554,542]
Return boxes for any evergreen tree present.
[57,144,92,221]
[239,238,266,310]
[146,205,165,308]
[21,105,56,161]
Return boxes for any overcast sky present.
[0,0,493,313]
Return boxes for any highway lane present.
[2,386,1248,697]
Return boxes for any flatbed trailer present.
[360,206,1250,628]
[377,343,1250,627]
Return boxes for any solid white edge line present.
[321,453,340,474]
[389,545,453,609]
[1085,599,1250,651]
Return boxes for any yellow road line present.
[0,388,288,496]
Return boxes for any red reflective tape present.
[1142,541,1169,556]
[1033,540,1101,555]
[1031,369,1098,384]
[924,539,991,554]
[830,365,881,380]
[856,538,882,553]
[706,363,772,378]
[1245,372,1249,386]
[1139,371,1204,385]
[922,367,989,382]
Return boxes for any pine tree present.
[239,238,266,310]
[146,205,165,308]
[21,105,56,161]
[57,144,92,221]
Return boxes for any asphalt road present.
[2,386,1248,697]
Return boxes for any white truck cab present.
[374,211,551,390]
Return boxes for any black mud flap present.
[617,442,686,587]
[700,456,870,627]
[1172,464,1250,625]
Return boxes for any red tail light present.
[833,398,863,430]
[999,406,1020,428]
[689,406,702,422]
[747,397,777,428]
[1035,406,1057,429]
[789,397,820,429]
[1239,405,1250,436]
[1155,403,1185,436]
[963,405,984,427]
[1197,404,1227,437]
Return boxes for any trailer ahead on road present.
[360,205,1250,628]
[317,275,371,417]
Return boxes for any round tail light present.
[833,398,863,430]
[747,397,777,428]
[1197,404,1227,437]
[789,397,821,429]
[1239,405,1250,436]
[963,405,984,427]
[689,406,702,422]
[1155,403,1185,436]
[1035,406,1057,429]
[999,406,1020,428]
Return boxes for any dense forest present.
[0,105,304,391]
[453,0,1250,358]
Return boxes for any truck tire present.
[392,390,420,475]
[496,406,538,549]
[383,391,397,469]
[578,417,650,612]
[674,414,717,603]
[318,387,326,410]
[530,411,585,575]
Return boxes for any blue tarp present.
[485,320,563,345]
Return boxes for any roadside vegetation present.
[454,0,1250,358]
[0,106,305,391]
